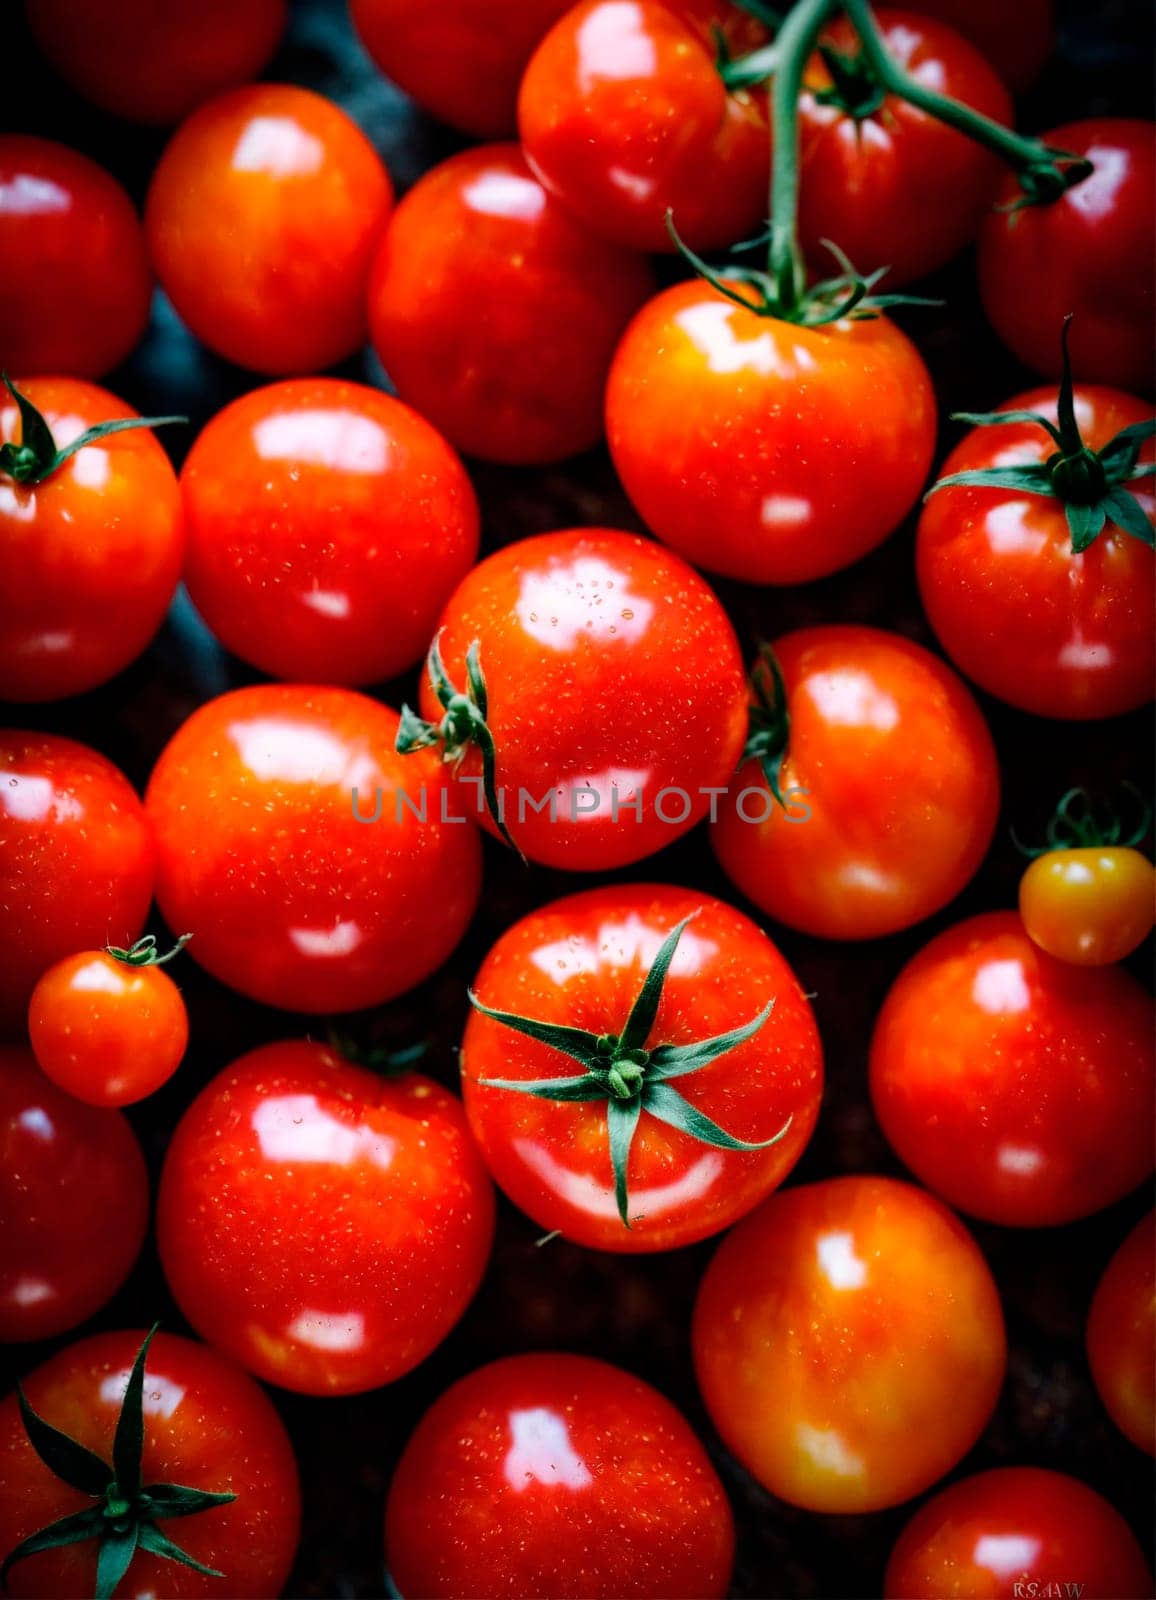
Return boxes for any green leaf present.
[649,1000,775,1079]
[950,408,1064,448]
[142,1483,237,1520]
[464,640,488,721]
[0,1508,106,1589]
[927,464,1055,499]
[1065,500,1108,552]
[1098,418,1156,477]
[618,917,694,1054]
[95,1524,140,1600]
[51,415,187,474]
[17,1386,112,1496]
[2,373,56,473]
[112,1328,157,1502]
[642,1080,793,1152]
[425,634,457,712]
[607,1097,643,1228]
[395,703,439,754]
[136,1522,226,1578]
[471,715,523,860]
[467,992,605,1067]
[474,1073,609,1102]
[1101,488,1155,547]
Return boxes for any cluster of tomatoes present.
[1,0,1154,1596]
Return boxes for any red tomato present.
[145,85,393,374]
[25,0,286,125]
[1020,847,1155,966]
[692,1175,1006,1512]
[144,685,481,1013]
[180,379,479,685]
[904,0,1054,91]
[0,731,154,1036]
[606,280,937,583]
[978,119,1156,393]
[711,627,1000,940]
[869,911,1155,1226]
[385,1354,734,1599]
[0,136,150,379]
[461,884,823,1250]
[368,145,654,464]
[0,1047,148,1342]
[0,1328,300,1599]
[157,1040,495,1395]
[0,376,183,702]
[884,1468,1153,1599]
[406,528,748,869]
[1087,1210,1155,1455]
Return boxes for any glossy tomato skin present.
[368,145,654,464]
[711,627,1000,940]
[462,884,823,1251]
[903,0,1053,91]
[0,1328,300,1599]
[180,379,479,685]
[386,1353,734,1599]
[0,732,154,1036]
[419,529,748,869]
[1020,847,1155,966]
[0,1047,148,1343]
[144,686,481,1013]
[606,281,937,583]
[1087,1211,1155,1455]
[978,119,1156,393]
[0,136,151,379]
[0,377,184,703]
[157,1041,495,1396]
[884,1468,1153,1599]
[869,911,1155,1226]
[692,1175,1006,1513]
[146,85,393,374]
[918,385,1155,719]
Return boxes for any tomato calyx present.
[468,915,790,1227]
[810,42,886,119]
[106,932,192,969]
[327,1027,428,1077]
[0,375,186,487]
[1,1328,236,1600]
[740,646,791,808]
[1014,785,1152,859]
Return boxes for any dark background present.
[2,1,1154,1595]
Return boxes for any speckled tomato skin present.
[157,1041,496,1396]
[1087,1211,1156,1455]
[385,1353,735,1599]
[461,883,823,1251]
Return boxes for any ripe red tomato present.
[711,627,1000,940]
[144,685,481,1013]
[145,85,393,374]
[0,376,183,703]
[385,1354,734,1599]
[0,136,151,379]
[180,379,479,685]
[0,1328,300,1599]
[157,1040,495,1396]
[693,1175,1006,1513]
[884,1468,1153,1599]
[869,911,1155,1226]
[0,1046,148,1343]
[0,731,154,1036]
[1087,1210,1155,1455]
[405,528,748,869]
[461,884,823,1250]
[904,0,1053,92]
[1020,847,1155,966]
[606,280,936,583]
[978,119,1156,393]
[368,145,654,464]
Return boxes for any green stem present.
[767,0,834,309]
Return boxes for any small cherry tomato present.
[386,1353,734,1599]
[692,1175,1006,1513]
[146,84,393,374]
[0,135,151,379]
[904,0,1054,91]
[869,910,1155,1226]
[1020,848,1155,966]
[1087,1210,1155,1455]
[461,884,823,1250]
[180,379,479,685]
[606,279,936,583]
[157,1040,495,1395]
[0,1046,148,1343]
[368,145,654,464]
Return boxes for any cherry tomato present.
[406,528,748,869]
[157,1040,495,1395]
[978,119,1156,393]
[1020,848,1155,966]
[145,85,393,374]
[368,145,654,464]
[711,627,1000,940]
[606,280,936,583]
[0,1046,148,1343]
[385,1354,734,1599]
[884,1468,1153,1599]
[0,731,154,1037]
[1087,1210,1155,1455]
[25,0,286,125]
[692,1175,1006,1513]
[869,911,1155,1226]
[0,136,150,379]
[461,884,823,1250]
[904,0,1054,92]
[144,685,481,1013]
[0,376,183,703]
[0,1328,300,1599]
[180,379,479,685]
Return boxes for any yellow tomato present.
[1019,847,1155,965]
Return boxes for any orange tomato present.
[1020,846,1155,965]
